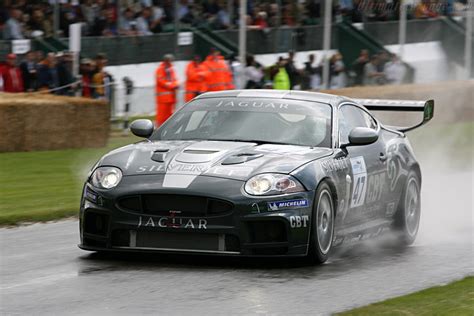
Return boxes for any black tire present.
[308,181,335,264]
[393,171,421,245]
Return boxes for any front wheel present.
[393,171,421,245]
[308,182,335,264]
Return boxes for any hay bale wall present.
[322,81,474,125]
[0,93,109,152]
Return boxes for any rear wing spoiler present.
[353,99,435,132]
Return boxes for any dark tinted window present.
[152,98,332,147]
[338,105,377,144]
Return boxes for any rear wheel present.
[393,171,421,245]
[308,182,335,264]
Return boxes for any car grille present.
[117,194,233,217]
[111,230,241,253]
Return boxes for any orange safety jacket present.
[155,62,179,104]
[185,61,207,102]
[202,54,234,91]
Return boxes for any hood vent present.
[151,149,169,162]
[221,153,263,165]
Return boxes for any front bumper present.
[79,174,315,257]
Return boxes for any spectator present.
[273,57,290,90]
[38,52,59,91]
[119,8,138,35]
[135,7,154,35]
[253,11,269,29]
[1,53,24,92]
[228,53,244,89]
[81,0,101,34]
[363,55,385,85]
[177,0,190,20]
[155,54,180,125]
[60,2,82,37]
[384,54,406,84]
[302,54,321,90]
[185,55,207,102]
[80,58,95,98]
[19,51,39,92]
[56,52,74,95]
[351,49,369,86]
[285,51,299,89]
[244,55,264,89]
[29,9,53,38]
[376,51,390,72]
[151,2,166,28]
[92,53,113,100]
[93,7,118,36]
[414,0,438,18]
[3,8,24,40]
[202,48,234,91]
[330,53,347,89]
[215,6,231,29]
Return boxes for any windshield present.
[152,98,332,147]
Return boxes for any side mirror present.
[130,119,154,138]
[343,127,379,148]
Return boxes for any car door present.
[337,104,387,225]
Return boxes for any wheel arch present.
[317,177,339,216]
[410,162,422,185]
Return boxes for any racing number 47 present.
[352,174,366,207]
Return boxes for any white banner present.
[12,39,31,54]
[177,32,193,46]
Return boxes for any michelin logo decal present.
[268,199,309,211]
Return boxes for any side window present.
[338,105,377,144]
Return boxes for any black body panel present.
[79,90,423,257]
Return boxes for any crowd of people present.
[235,49,406,91]
[0,51,114,101]
[1,0,469,39]
[0,47,405,98]
[153,47,406,123]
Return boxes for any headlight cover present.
[90,167,122,189]
[244,174,305,196]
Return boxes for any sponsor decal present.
[290,215,310,228]
[216,100,289,109]
[136,165,165,173]
[267,199,309,211]
[168,162,207,173]
[137,216,207,229]
[321,157,349,172]
[206,166,254,177]
[366,172,386,203]
[350,156,367,208]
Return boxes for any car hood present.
[97,140,332,183]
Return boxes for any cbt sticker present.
[350,156,367,208]
[268,199,309,211]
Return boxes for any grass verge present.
[337,276,474,316]
[0,135,139,226]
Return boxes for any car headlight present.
[90,167,122,189]
[244,174,305,196]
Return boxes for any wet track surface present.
[1,169,473,315]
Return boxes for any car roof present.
[195,89,354,107]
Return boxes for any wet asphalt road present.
[1,169,473,315]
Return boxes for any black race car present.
[79,90,434,263]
